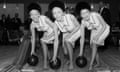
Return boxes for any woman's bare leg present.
[89,43,98,70]
[65,41,74,70]
[41,41,48,69]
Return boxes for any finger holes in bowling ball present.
[27,54,39,66]
[76,56,87,68]
[49,57,61,70]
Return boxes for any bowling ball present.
[49,57,61,70]
[76,56,87,68]
[27,54,39,66]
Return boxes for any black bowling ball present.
[49,57,61,70]
[27,54,39,66]
[76,56,87,68]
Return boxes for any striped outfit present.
[55,14,81,46]
[31,15,55,43]
[82,12,110,45]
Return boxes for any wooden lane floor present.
[0,45,120,72]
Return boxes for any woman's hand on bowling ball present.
[51,58,57,63]
[31,51,36,55]
[51,59,57,64]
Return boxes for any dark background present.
[0,0,120,23]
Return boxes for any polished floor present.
[0,44,120,72]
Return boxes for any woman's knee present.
[64,40,71,44]
[64,40,74,48]
[40,39,45,43]
[90,43,97,49]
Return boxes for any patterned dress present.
[81,12,110,45]
[55,14,81,46]
[30,15,55,43]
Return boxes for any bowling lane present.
[0,44,120,72]
[22,45,91,72]
[0,45,18,68]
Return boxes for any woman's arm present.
[52,24,59,61]
[45,17,59,61]
[79,22,85,56]
[30,23,36,55]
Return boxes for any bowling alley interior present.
[0,0,120,72]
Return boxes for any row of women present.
[29,0,110,71]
